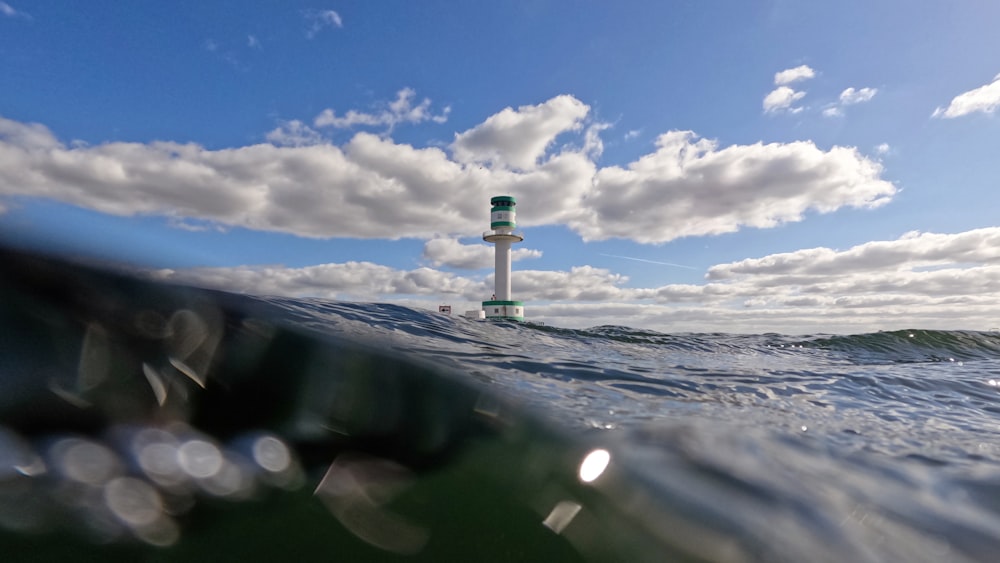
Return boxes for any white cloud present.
[512,266,642,301]
[313,88,450,132]
[670,227,1000,332]
[582,121,612,159]
[875,143,890,155]
[578,131,895,243]
[320,10,342,27]
[0,1,28,18]
[451,95,589,170]
[0,116,59,149]
[823,87,877,118]
[767,68,877,118]
[0,98,895,244]
[423,238,542,269]
[529,296,1000,334]
[153,261,485,301]
[774,65,815,86]
[166,218,213,232]
[839,87,877,105]
[200,39,245,69]
[306,9,343,38]
[624,129,641,140]
[156,261,643,305]
[763,86,806,114]
[933,73,1000,118]
[707,228,1000,280]
[152,226,1000,334]
[0,115,578,240]
[265,120,323,147]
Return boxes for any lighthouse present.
[482,195,525,321]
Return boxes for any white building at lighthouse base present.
[481,299,524,321]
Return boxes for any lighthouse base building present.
[482,195,525,321]
[482,299,524,321]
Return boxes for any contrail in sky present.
[599,253,698,270]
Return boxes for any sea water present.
[3,246,1000,562]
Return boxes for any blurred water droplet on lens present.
[134,516,180,547]
[104,477,163,527]
[164,308,222,389]
[200,456,254,499]
[167,310,209,359]
[0,426,45,478]
[542,500,582,534]
[177,440,222,479]
[133,310,169,339]
[142,363,169,406]
[139,442,185,486]
[314,453,428,554]
[252,435,291,473]
[52,438,120,485]
[47,379,92,409]
[77,324,111,392]
[169,356,206,388]
[130,428,187,489]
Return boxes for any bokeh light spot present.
[579,448,610,483]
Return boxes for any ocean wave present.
[4,245,1000,562]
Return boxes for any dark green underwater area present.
[3,245,1000,562]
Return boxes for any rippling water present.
[4,246,1000,562]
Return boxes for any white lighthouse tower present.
[482,195,525,321]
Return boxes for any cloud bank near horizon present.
[150,227,1000,334]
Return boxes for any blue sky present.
[3,1,1000,334]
